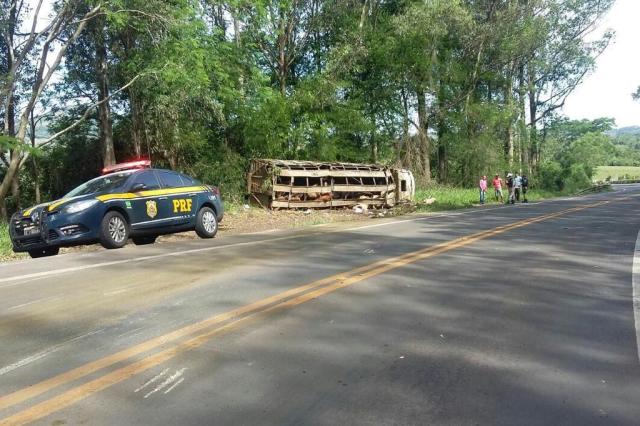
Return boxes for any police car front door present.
[127,171,173,229]
[157,171,196,226]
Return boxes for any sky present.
[561,0,640,128]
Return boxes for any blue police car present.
[9,161,224,258]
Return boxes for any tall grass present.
[0,221,18,261]
[414,185,560,212]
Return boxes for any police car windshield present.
[64,172,133,197]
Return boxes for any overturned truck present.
[248,159,415,209]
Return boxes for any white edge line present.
[0,199,610,286]
[0,215,438,285]
[0,328,105,376]
[632,230,640,364]
[0,234,316,286]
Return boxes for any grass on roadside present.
[414,186,561,213]
[0,221,22,262]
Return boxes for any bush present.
[539,161,564,191]
[190,147,248,203]
[564,164,591,193]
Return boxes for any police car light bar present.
[102,160,151,175]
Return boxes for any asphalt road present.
[1,185,640,425]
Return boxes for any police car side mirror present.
[130,183,146,193]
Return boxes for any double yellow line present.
[0,201,608,425]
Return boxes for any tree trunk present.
[277,9,287,96]
[437,120,446,183]
[416,88,431,184]
[3,0,17,137]
[0,154,21,219]
[359,0,369,30]
[10,170,20,210]
[436,79,447,182]
[527,64,537,175]
[95,20,115,167]
[504,65,515,167]
[30,109,41,204]
[129,89,144,157]
[517,64,527,173]
[370,115,378,163]
[399,88,409,166]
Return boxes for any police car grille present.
[47,230,59,240]
[20,236,44,246]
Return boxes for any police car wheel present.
[100,211,129,249]
[132,236,157,245]
[195,207,218,238]
[28,247,60,258]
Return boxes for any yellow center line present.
[0,201,609,425]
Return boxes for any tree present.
[0,0,101,218]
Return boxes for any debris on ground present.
[353,203,369,214]
[423,197,437,205]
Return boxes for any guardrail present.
[576,183,612,195]
[607,179,640,184]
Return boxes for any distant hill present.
[608,126,640,137]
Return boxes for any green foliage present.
[414,185,560,212]
[189,146,248,203]
[539,161,564,192]
[566,132,615,176]
[2,0,620,211]
[0,136,41,157]
[0,221,22,261]
[564,163,591,193]
[37,115,102,199]
[541,118,621,192]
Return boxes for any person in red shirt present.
[492,174,503,202]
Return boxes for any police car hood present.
[20,193,102,218]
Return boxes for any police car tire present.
[100,211,130,249]
[28,247,60,258]
[195,207,218,238]
[132,236,157,245]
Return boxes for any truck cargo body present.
[248,159,415,209]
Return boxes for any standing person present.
[521,174,529,203]
[479,175,488,205]
[506,173,515,204]
[514,173,522,202]
[492,174,503,202]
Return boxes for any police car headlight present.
[64,200,99,214]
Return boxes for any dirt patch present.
[157,207,373,243]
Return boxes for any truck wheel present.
[28,247,60,258]
[100,211,129,249]
[195,207,218,238]
[132,236,157,245]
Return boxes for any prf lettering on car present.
[173,199,193,213]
